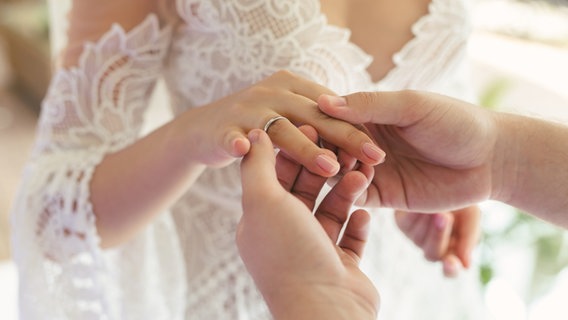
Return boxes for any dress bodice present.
[162,0,476,319]
[164,0,472,114]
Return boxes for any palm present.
[362,122,493,211]
[238,128,379,318]
[335,248,380,308]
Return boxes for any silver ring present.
[263,115,288,133]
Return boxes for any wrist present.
[489,112,517,204]
[489,112,568,219]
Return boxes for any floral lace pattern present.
[165,0,482,319]
[165,0,373,111]
[11,15,187,319]
[375,0,473,91]
[12,0,484,319]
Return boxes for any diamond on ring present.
[263,116,288,133]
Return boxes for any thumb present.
[318,91,433,127]
[240,129,279,203]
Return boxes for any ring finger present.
[265,115,341,177]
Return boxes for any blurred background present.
[0,1,47,318]
[0,0,567,319]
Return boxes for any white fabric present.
[12,0,486,319]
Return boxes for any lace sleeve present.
[10,3,175,318]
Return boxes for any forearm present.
[91,114,205,248]
[491,112,568,227]
[265,286,377,320]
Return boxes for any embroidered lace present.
[11,0,485,319]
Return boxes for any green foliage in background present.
[480,209,568,302]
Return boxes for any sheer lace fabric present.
[12,0,484,319]
[12,14,186,319]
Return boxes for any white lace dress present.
[11,0,486,319]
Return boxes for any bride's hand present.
[179,70,385,177]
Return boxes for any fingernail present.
[316,154,340,173]
[362,143,386,162]
[463,255,471,269]
[444,260,458,277]
[434,214,447,230]
[324,95,347,107]
[248,130,260,143]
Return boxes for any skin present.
[318,90,568,228]
[61,1,385,248]
[395,207,480,276]
[88,70,384,247]
[238,89,568,320]
[323,0,482,276]
[62,1,480,278]
[321,0,431,82]
[238,127,379,320]
[58,2,482,273]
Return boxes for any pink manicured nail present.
[324,95,347,107]
[248,130,260,143]
[434,214,447,230]
[316,154,340,173]
[443,260,458,277]
[362,143,386,162]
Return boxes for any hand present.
[182,70,385,177]
[319,91,497,212]
[237,128,379,320]
[395,206,481,277]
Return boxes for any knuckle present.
[403,90,429,112]
[273,69,296,80]
[297,141,316,156]
[346,128,365,142]
[315,107,332,119]
[319,208,347,224]
[400,89,422,104]
[355,91,379,107]
[226,101,248,116]
[243,85,273,100]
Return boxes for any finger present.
[240,130,280,205]
[350,163,376,207]
[286,125,329,210]
[265,116,341,177]
[309,118,386,167]
[356,162,375,184]
[288,164,328,211]
[442,255,462,278]
[275,150,301,191]
[224,129,251,157]
[318,91,434,127]
[270,95,386,167]
[407,214,434,248]
[275,125,319,191]
[258,86,386,167]
[273,70,338,102]
[452,206,481,268]
[338,151,359,174]
[422,213,454,262]
[338,209,371,262]
[316,170,370,243]
[395,211,421,233]
[318,137,364,172]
